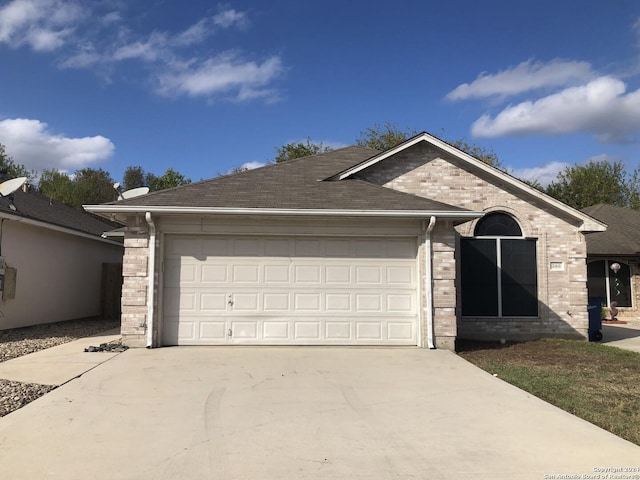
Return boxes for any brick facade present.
[360,142,589,345]
[118,140,594,348]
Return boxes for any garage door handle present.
[228,295,234,307]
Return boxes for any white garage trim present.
[161,234,420,346]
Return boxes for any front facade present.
[0,189,124,330]
[582,204,640,321]
[86,133,605,349]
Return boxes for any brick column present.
[121,226,150,347]
[431,222,457,351]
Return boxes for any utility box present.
[2,267,17,300]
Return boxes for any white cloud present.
[471,77,640,142]
[0,0,83,51]
[212,9,247,29]
[3,3,285,103]
[156,54,284,101]
[0,118,114,172]
[113,9,249,61]
[113,31,167,61]
[446,59,593,101]
[510,161,569,187]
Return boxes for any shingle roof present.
[108,146,470,213]
[0,188,119,238]
[581,204,640,255]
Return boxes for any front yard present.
[457,338,640,446]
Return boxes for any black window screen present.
[501,239,538,316]
[587,260,607,299]
[474,212,522,237]
[461,239,498,316]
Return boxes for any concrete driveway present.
[1,347,639,480]
[602,321,640,353]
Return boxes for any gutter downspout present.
[145,212,156,348]
[424,216,437,349]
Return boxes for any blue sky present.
[0,0,639,187]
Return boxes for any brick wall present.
[361,142,589,344]
[121,225,150,346]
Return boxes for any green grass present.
[457,338,640,446]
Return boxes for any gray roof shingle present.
[109,146,469,213]
[0,188,119,238]
[581,204,640,255]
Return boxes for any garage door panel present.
[263,293,289,311]
[356,322,383,340]
[387,294,414,313]
[326,265,350,283]
[231,321,258,339]
[326,321,351,339]
[388,322,414,340]
[165,261,196,284]
[201,238,228,256]
[326,293,351,311]
[295,239,322,256]
[233,238,260,256]
[295,321,321,339]
[264,239,290,256]
[387,266,414,284]
[263,321,289,339]
[232,293,259,311]
[294,293,321,311]
[356,294,382,311]
[163,235,418,346]
[294,265,321,283]
[264,265,290,283]
[200,321,226,340]
[201,264,228,283]
[200,293,227,311]
[232,265,259,283]
[356,266,381,284]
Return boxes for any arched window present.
[587,260,632,308]
[461,212,538,317]
[474,212,522,237]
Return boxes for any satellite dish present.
[120,187,149,200]
[113,183,149,201]
[0,177,27,197]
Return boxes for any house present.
[85,132,606,349]
[581,204,640,320]
[0,186,124,330]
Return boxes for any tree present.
[356,122,416,151]
[0,143,33,180]
[73,168,117,206]
[122,166,147,190]
[146,168,191,191]
[274,137,331,163]
[544,160,640,210]
[38,168,116,209]
[38,169,76,206]
[356,123,503,168]
[448,138,503,169]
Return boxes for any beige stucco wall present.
[0,220,124,330]
[360,142,590,343]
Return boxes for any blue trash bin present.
[587,297,604,342]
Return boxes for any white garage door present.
[162,235,419,345]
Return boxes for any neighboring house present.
[86,132,606,350]
[581,204,640,320]
[0,186,124,330]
